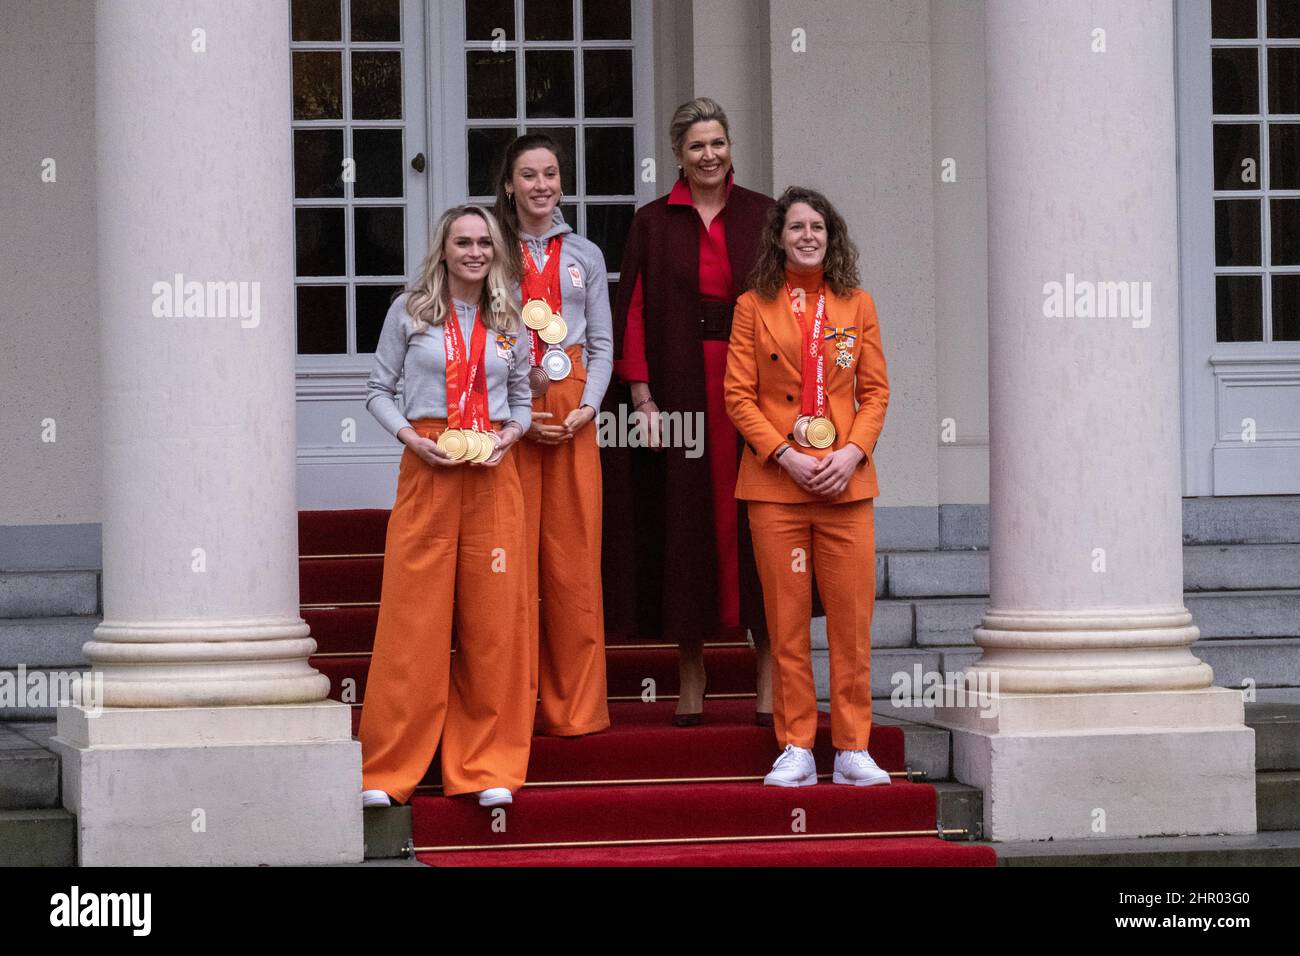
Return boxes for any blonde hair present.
[669,96,732,151]
[405,205,520,335]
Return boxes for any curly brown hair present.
[748,186,861,299]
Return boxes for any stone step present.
[0,723,60,810]
[0,667,94,721]
[0,809,76,866]
[0,616,98,668]
[1184,495,1300,545]
[0,570,98,618]
[1184,590,1300,638]
[993,829,1300,865]
[1257,772,1300,831]
[1247,702,1300,770]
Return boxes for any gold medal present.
[470,430,495,463]
[806,416,836,449]
[461,429,484,461]
[437,428,468,460]
[522,299,554,330]
[538,315,567,345]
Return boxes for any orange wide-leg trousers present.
[358,419,534,802]
[514,345,610,736]
[746,498,875,751]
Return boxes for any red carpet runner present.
[300,510,996,867]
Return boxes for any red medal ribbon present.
[443,293,490,430]
[786,282,827,418]
[520,236,564,365]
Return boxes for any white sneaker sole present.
[832,771,891,786]
[478,793,513,807]
[362,789,392,808]
[763,772,818,787]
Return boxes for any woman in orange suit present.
[723,186,892,788]
[358,204,535,809]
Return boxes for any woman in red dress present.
[605,97,774,725]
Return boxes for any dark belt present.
[699,300,734,341]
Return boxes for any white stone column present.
[931,0,1256,841]
[52,0,361,865]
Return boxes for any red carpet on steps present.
[299,509,996,867]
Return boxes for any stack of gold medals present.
[435,425,499,463]
[522,298,570,397]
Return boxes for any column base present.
[931,687,1256,841]
[51,701,363,865]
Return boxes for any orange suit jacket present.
[723,285,889,504]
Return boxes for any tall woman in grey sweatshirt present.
[358,204,536,810]
[495,134,614,737]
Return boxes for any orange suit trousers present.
[514,345,611,736]
[746,498,875,751]
[358,419,534,803]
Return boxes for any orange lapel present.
[756,294,804,372]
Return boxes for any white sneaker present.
[763,744,818,787]
[477,787,513,807]
[833,749,891,786]
[362,789,392,808]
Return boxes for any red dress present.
[614,175,741,629]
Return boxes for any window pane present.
[1214,123,1261,189]
[353,129,404,197]
[1270,123,1300,187]
[294,129,345,199]
[292,0,341,41]
[1269,48,1300,114]
[583,0,631,39]
[466,0,515,40]
[559,203,578,230]
[1213,0,1258,38]
[1216,199,1262,265]
[296,207,346,276]
[293,52,343,119]
[584,50,633,117]
[352,51,402,119]
[351,0,401,41]
[1213,48,1259,114]
[525,50,575,118]
[467,127,516,196]
[467,51,517,119]
[1268,0,1300,37]
[586,203,634,271]
[525,0,573,40]
[297,285,348,354]
[356,285,404,352]
[584,126,634,195]
[525,126,577,194]
[354,206,405,276]
[1271,198,1300,264]
[1274,275,1300,338]
[1217,274,1264,340]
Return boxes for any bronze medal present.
[806,416,837,449]
[528,365,550,397]
[792,414,812,447]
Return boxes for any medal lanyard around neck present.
[786,282,827,419]
[443,294,489,431]
[520,236,564,366]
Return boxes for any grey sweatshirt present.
[518,208,614,411]
[365,293,533,439]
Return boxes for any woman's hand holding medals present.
[778,443,864,499]
[403,422,524,469]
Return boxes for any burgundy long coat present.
[600,181,775,643]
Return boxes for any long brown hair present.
[748,186,861,299]
[492,133,566,278]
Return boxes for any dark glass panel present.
[352,51,402,119]
[351,0,401,41]
[525,125,577,193]
[1216,200,1262,265]
[1212,0,1258,37]
[467,50,517,119]
[1213,48,1259,114]
[1271,198,1300,264]
[559,203,578,229]
[1213,123,1261,189]
[1269,48,1300,113]
[467,127,516,196]
[584,50,633,117]
[354,206,405,276]
[526,50,575,118]
[294,128,345,199]
[292,0,341,41]
[1268,0,1300,36]
[296,285,347,354]
[293,51,343,120]
[584,126,634,195]
[466,0,515,40]
[525,0,572,39]
[1216,274,1264,340]
[1274,274,1300,338]
[353,129,404,197]
[586,203,634,272]
[356,285,404,352]
[296,207,346,276]
[583,0,631,39]
[1271,123,1300,187]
